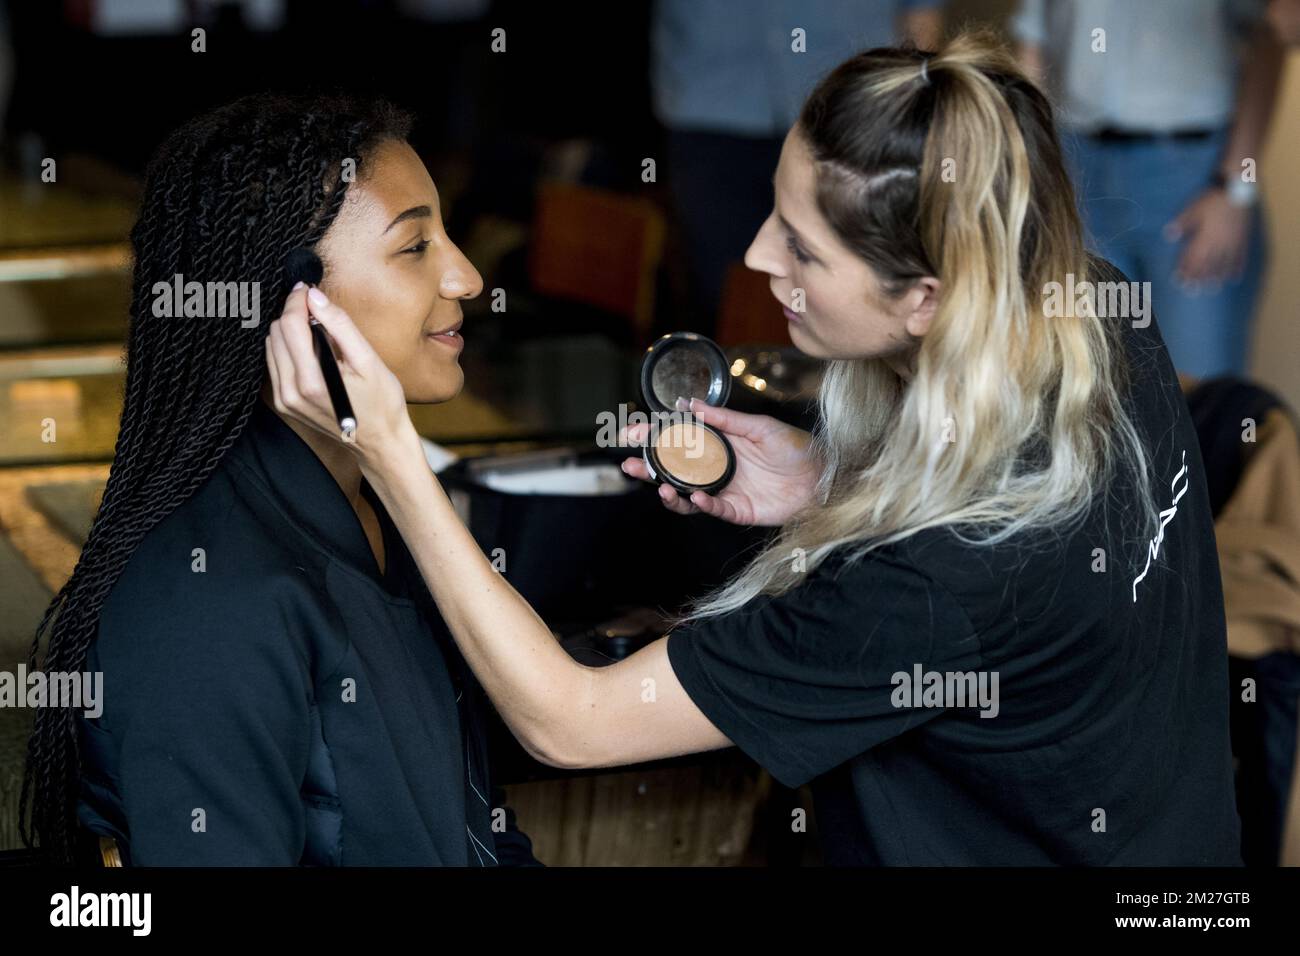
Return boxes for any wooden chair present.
[526,181,666,344]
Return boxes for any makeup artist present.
[267,35,1243,865]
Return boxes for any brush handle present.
[310,320,356,440]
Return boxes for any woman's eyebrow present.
[383,205,432,234]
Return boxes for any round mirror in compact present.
[638,332,736,496]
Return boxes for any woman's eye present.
[402,238,431,256]
[785,234,811,264]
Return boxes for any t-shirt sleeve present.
[666,549,980,790]
[92,571,314,865]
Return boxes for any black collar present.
[225,398,406,594]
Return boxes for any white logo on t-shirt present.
[1132,449,1189,603]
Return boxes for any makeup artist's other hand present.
[265,284,418,465]
[619,399,819,527]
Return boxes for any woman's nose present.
[440,261,483,300]
[743,216,786,278]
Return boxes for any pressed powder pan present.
[638,332,737,495]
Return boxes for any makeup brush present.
[284,248,356,441]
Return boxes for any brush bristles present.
[284,247,324,286]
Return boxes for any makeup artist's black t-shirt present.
[666,259,1243,865]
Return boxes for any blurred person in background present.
[1014,0,1285,380]
[652,0,942,332]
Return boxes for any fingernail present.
[675,396,688,411]
[308,288,329,307]
[292,281,305,291]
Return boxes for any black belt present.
[1089,125,1215,142]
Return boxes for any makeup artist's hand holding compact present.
[265,283,421,466]
[619,401,820,526]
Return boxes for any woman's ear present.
[903,277,941,338]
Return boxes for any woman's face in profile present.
[743,126,937,364]
[315,139,482,404]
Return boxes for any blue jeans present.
[1059,128,1267,379]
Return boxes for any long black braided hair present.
[20,92,413,864]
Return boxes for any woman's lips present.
[772,287,803,325]
[427,319,464,350]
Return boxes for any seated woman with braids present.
[20,93,538,866]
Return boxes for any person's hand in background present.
[1164,19,1283,292]
[619,399,820,526]
[1165,188,1252,291]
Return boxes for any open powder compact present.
[638,331,736,496]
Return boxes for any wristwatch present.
[1210,169,1259,208]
